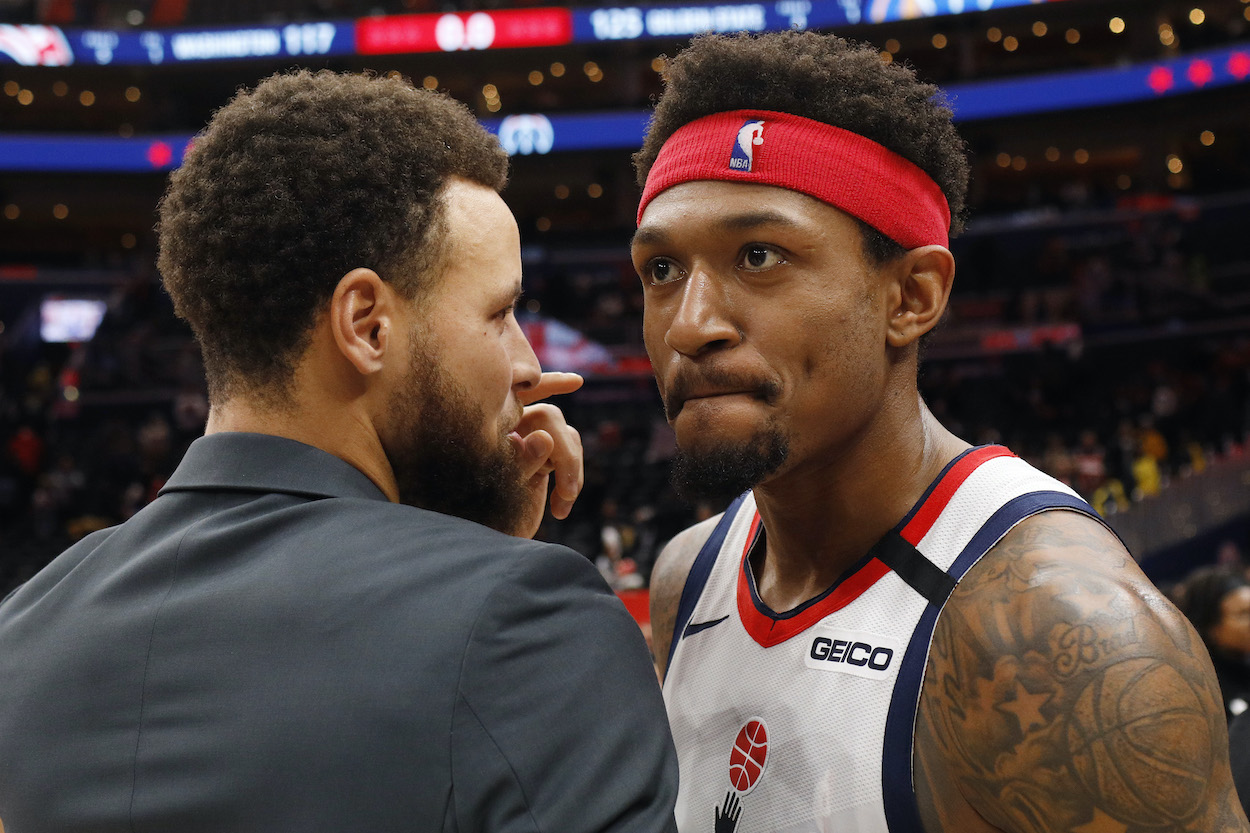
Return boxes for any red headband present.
[638,109,950,249]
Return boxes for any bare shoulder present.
[915,509,1250,833]
[650,514,723,680]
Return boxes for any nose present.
[662,270,740,358]
[507,315,542,393]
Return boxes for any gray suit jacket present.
[0,433,678,832]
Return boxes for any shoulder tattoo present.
[915,512,1248,833]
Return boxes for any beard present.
[670,425,790,506]
[662,364,789,505]
[383,343,528,535]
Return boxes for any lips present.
[664,369,781,419]
[676,389,756,408]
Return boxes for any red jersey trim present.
[737,445,1017,648]
[899,445,1015,545]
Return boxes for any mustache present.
[663,366,782,418]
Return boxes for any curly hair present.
[633,31,969,261]
[158,70,509,405]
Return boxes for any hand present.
[508,372,584,538]
[714,791,742,833]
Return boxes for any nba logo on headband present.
[639,110,950,248]
[729,120,765,172]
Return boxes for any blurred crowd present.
[3,196,1249,598]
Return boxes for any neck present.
[749,393,969,613]
[205,391,400,504]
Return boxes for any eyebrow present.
[632,209,804,249]
[495,282,523,308]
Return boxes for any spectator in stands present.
[1071,428,1107,497]
[0,70,677,832]
[1174,566,1250,720]
[1040,432,1075,487]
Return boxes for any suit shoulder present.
[345,497,605,587]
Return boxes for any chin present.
[670,426,790,505]
[672,409,767,450]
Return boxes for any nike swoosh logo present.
[683,615,730,638]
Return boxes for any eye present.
[495,297,520,321]
[739,245,785,271]
[644,257,685,286]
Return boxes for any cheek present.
[641,308,671,360]
[442,331,512,399]
[796,294,882,383]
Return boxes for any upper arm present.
[453,545,678,833]
[649,514,722,681]
[915,509,1250,833]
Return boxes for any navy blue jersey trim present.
[665,493,748,680]
[743,532,877,621]
[881,599,942,833]
[946,492,1101,581]
[881,491,1100,833]
[894,445,1002,533]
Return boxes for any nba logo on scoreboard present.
[729,120,765,171]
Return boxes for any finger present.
[515,407,583,505]
[516,372,584,406]
[546,425,583,520]
[511,429,556,480]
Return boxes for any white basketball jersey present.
[663,446,1100,833]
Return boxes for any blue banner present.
[0,134,191,171]
[1,41,1245,170]
[0,21,353,66]
[946,46,1250,119]
[571,0,1062,42]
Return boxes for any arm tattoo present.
[915,512,1249,833]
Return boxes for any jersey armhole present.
[881,491,1104,833]
[664,493,747,681]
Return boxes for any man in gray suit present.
[0,71,678,832]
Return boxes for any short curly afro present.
[634,31,969,260]
[158,70,508,405]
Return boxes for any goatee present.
[670,427,789,506]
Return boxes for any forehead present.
[633,180,859,248]
[442,179,518,254]
[436,178,521,293]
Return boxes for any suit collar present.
[160,432,388,502]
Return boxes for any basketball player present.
[0,71,678,831]
[633,32,1248,832]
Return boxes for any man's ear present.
[886,245,955,348]
[329,267,397,376]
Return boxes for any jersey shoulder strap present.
[664,493,748,678]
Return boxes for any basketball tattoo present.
[914,511,1244,831]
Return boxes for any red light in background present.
[1229,52,1250,80]
[146,141,173,168]
[357,8,572,55]
[1186,59,1214,87]
[1146,66,1174,94]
